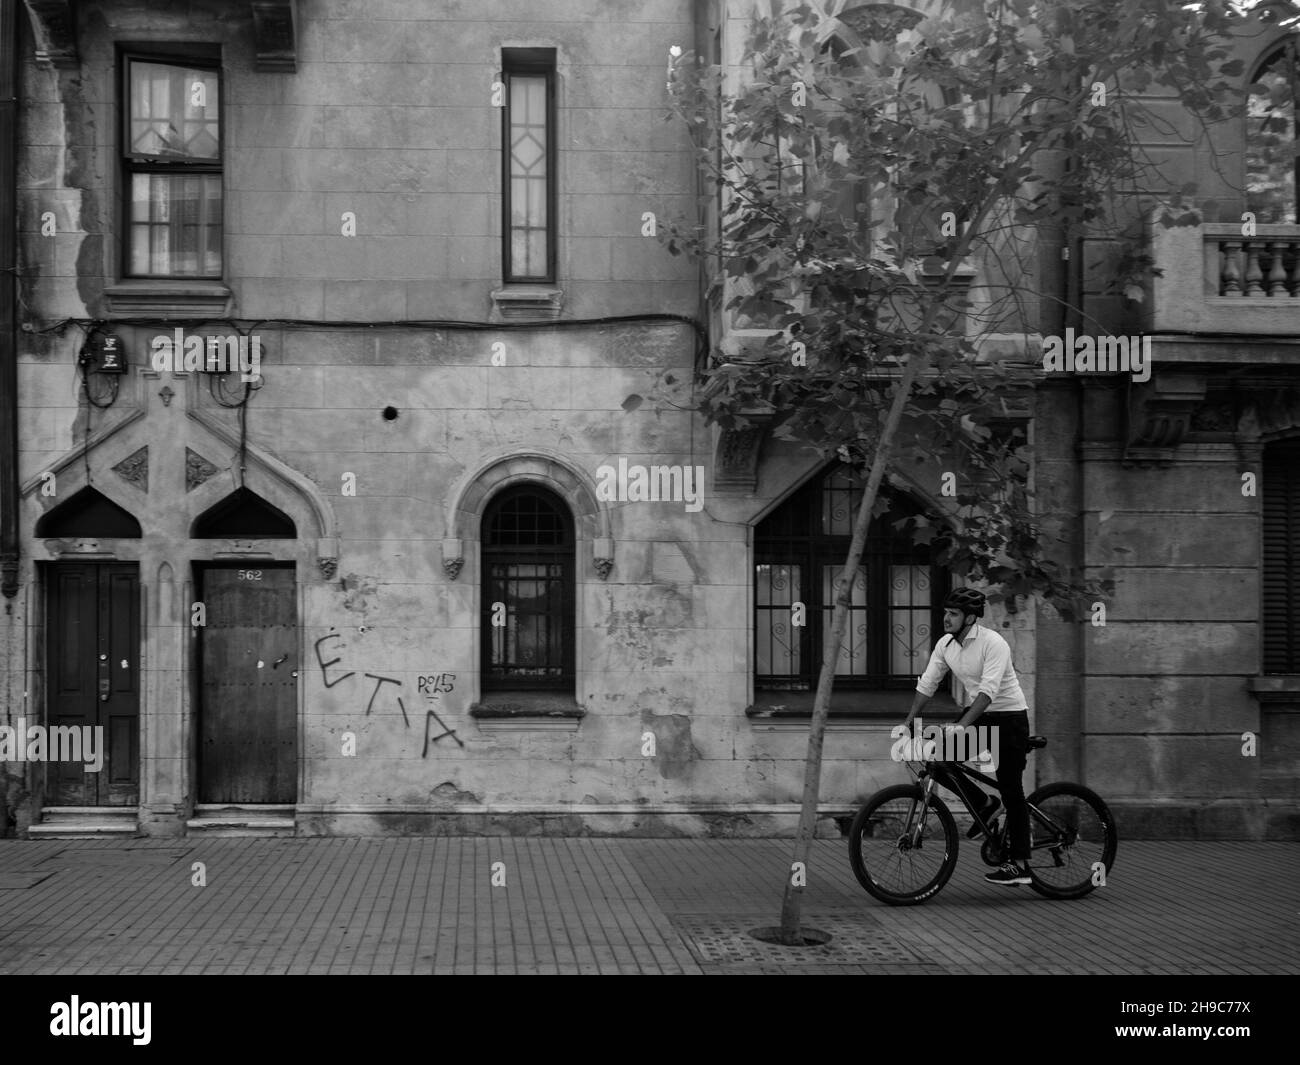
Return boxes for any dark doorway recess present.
[36,487,142,538]
[44,563,140,805]
[192,487,295,538]
[195,562,298,804]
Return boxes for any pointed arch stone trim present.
[20,408,146,498]
[442,448,611,581]
[187,408,339,577]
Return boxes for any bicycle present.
[847,734,1118,905]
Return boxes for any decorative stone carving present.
[1247,386,1300,438]
[713,414,773,492]
[1190,399,1238,433]
[251,0,298,71]
[24,1,78,69]
[594,557,614,581]
[111,447,148,493]
[318,557,338,580]
[158,385,175,407]
[441,538,464,581]
[186,449,220,492]
[441,558,462,581]
[1123,374,1207,467]
[837,3,926,44]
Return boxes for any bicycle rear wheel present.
[848,783,958,905]
[1024,782,1118,899]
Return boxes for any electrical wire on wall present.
[75,321,122,489]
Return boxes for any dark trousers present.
[931,710,1030,861]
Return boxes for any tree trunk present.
[777,344,934,944]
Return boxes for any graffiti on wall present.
[313,632,464,755]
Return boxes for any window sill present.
[747,689,958,730]
[104,280,232,318]
[1247,676,1300,710]
[470,692,585,731]
[490,285,564,321]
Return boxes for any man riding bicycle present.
[902,588,1032,886]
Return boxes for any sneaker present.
[966,796,1002,838]
[985,862,1031,886]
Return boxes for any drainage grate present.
[671,914,935,967]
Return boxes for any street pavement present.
[0,836,1295,974]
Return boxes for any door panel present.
[45,564,139,806]
[198,565,297,804]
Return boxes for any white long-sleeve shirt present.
[915,623,1027,713]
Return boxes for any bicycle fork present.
[904,773,939,849]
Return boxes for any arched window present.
[1263,437,1300,672]
[35,486,142,538]
[481,486,575,692]
[755,465,947,691]
[1247,43,1298,225]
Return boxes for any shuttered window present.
[1263,438,1300,672]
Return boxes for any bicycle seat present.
[1027,735,1048,750]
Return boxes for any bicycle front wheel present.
[1025,781,1118,900]
[848,783,958,905]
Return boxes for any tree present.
[635,0,1246,943]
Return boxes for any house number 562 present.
[238,570,263,580]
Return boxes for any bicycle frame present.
[901,759,1080,860]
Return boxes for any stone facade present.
[1,0,1297,840]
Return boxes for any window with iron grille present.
[121,51,223,278]
[755,465,947,691]
[501,48,556,284]
[482,486,574,691]
[1263,437,1300,672]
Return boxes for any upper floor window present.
[501,48,556,284]
[122,53,222,278]
[481,486,574,692]
[1263,437,1300,672]
[1246,42,1298,226]
[755,465,947,691]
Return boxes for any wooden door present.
[197,564,298,803]
[45,564,140,805]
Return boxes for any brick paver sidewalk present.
[0,837,1295,974]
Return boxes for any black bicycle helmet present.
[943,588,986,617]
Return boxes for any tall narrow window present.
[502,48,556,283]
[1263,437,1300,672]
[755,465,946,691]
[1246,43,1298,226]
[482,486,574,691]
[122,53,223,277]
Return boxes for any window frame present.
[754,466,948,692]
[1245,41,1300,227]
[500,47,558,285]
[480,485,576,693]
[1263,436,1300,674]
[118,45,225,281]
